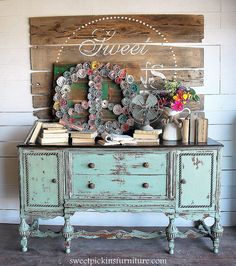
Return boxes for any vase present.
[162,107,190,141]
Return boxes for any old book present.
[189,112,205,143]
[28,121,43,144]
[72,138,95,144]
[133,134,159,140]
[182,119,190,143]
[134,129,162,135]
[97,139,137,146]
[24,121,37,144]
[43,128,67,133]
[97,139,119,146]
[40,133,69,138]
[37,137,68,144]
[135,142,160,146]
[136,139,160,143]
[101,133,134,143]
[196,118,208,143]
[42,122,64,129]
[70,131,98,139]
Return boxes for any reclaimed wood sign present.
[30,15,204,119]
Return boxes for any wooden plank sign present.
[29,14,204,119]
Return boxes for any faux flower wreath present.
[53,61,138,134]
[158,81,200,111]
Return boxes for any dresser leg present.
[211,218,223,254]
[19,218,30,252]
[166,218,178,255]
[62,217,74,254]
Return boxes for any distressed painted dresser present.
[18,139,223,254]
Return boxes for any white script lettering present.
[78,29,151,57]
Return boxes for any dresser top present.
[18,138,223,149]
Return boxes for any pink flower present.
[87,69,93,75]
[81,100,89,109]
[89,114,96,120]
[115,77,122,84]
[69,118,75,123]
[119,69,126,79]
[121,123,130,132]
[171,101,184,111]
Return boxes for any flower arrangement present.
[158,81,200,111]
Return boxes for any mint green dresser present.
[18,139,223,254]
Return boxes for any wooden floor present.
[0,224,235,266]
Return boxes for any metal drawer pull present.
[51,178,57,183]
[88,182,95,189]
[88,163,95,168]
[143,162,149,168]
[142,183,149,188]
[180,179,186,184]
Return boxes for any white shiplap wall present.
[0,0,236,226]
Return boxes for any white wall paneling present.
[205,110,236,125]
[0,158,19,186]
[221,45,236,94]
[204,95,236,111]
[0,126,31,141]
[220,141,235,156]
[0,49,29,65]
[0,113,36,126]
[222,0,236,12]
[0,185,19,209]
[0,142,19,157]
[0,0,235,226]
[222,170,236,186]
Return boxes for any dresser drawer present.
[71,174,167,198]
[70,150,168,175]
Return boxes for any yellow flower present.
[183,93,189,100]
[91,61,99,70]
[173,95,179,101]
[53,101,60,111]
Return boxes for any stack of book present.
[37,123,69,145]
[70,131,97,145]
[187,112,208,143]
[133,129,162,145]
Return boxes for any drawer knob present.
[51,178,57,183]
[143,162,149,168]
[88,163,95,168]
[180,179,186,184]
[142,183,149,188]
[88,182,95,189]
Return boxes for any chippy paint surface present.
[18,145,223,254]
[21,150,64,212]
[176,150,217,210]
[71,151,167,175]
[72,174,167,198]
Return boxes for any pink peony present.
[171,101,184,111]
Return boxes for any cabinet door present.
[176,150,217,210]
[22,150,64,211]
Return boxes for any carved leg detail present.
[166,218,178,255]
[211,218,223,254]
[62,217,74,254]
[19,218,30,252]
[31,218,39,231]
[194,220,202,230]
